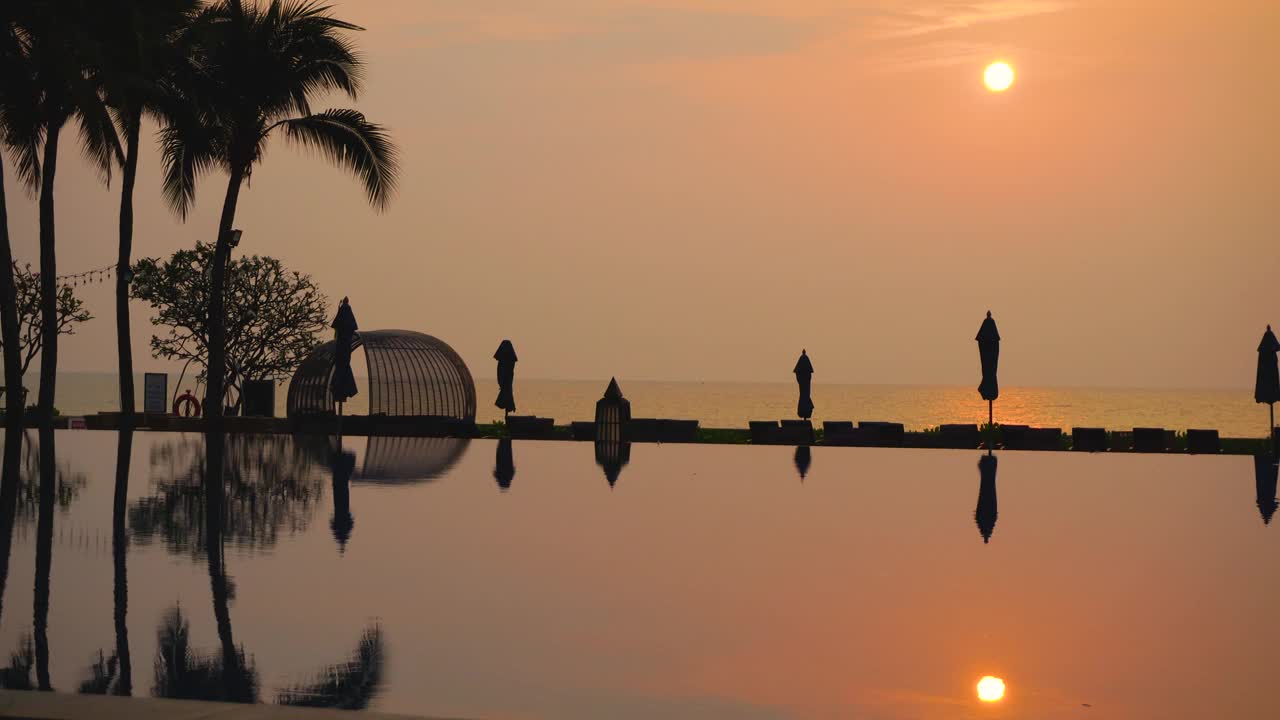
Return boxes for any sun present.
[977,675,1006,702]
[984,62,1014,92]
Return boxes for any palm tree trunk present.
[116,113,140,424]
[36,121,63,427]
[112,427,133,695]
[0,148,24,440]
[0,158,21,637]
[34,427,54,690]
[205,167,245,426]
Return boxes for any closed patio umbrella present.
[977,312,1001,427]
[494,340,518,419]
[976,452,998,544]
[1255,325,1280,455]
[794,350,814,420]
[330,298,360,409]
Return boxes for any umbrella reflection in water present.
[976,452,998,544]
[1255,454,1278,526]
[794,445,811,481]
[494,438,515,492]
[331,447,356,551]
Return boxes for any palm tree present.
[93,1,199,424]
[0,6,40,440]
[161,0,399,421]
[13,1,121,425]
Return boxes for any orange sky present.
[7,0,1278,388]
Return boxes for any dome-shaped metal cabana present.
[287,330,476,421]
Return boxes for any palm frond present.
[72,81,124,185]
[280,109,398,211]
[0,117,43,195]
[159,112,219,218]
[0,19,42,191]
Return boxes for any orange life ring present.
[173,391,202,418]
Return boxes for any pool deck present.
[0,691,448,720]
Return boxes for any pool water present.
[0,431,1275,719]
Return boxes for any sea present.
[39,372,1268,438]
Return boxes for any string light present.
[31,264,119,286]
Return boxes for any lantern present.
[594,377,631,444]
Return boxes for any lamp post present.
[223,229,242,283]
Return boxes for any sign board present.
[143,373,168,414]
[67,417,87,430]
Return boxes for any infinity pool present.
[0,431,1275,719]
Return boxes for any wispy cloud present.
[371,1,1079,74]
[386,4,827,63]
[865,38,1011,71]
[875,1,1076,38]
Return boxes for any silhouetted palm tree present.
[0,24,28,668]
[92,1,199,423]
[160,0,399,421]
[0,8,39,437]
[0,11,28,628]
[10,1,121,424]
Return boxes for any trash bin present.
[242,379,276,417]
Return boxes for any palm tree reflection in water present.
[140,432,322,703]
[0,430,84,692]
[278,625,385,710]
[130,434,325,557]
[33,428,55,690]
[144,432,384,707]
[152,605,258,703]
[79,428,135,696]
[206,432,258,703]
